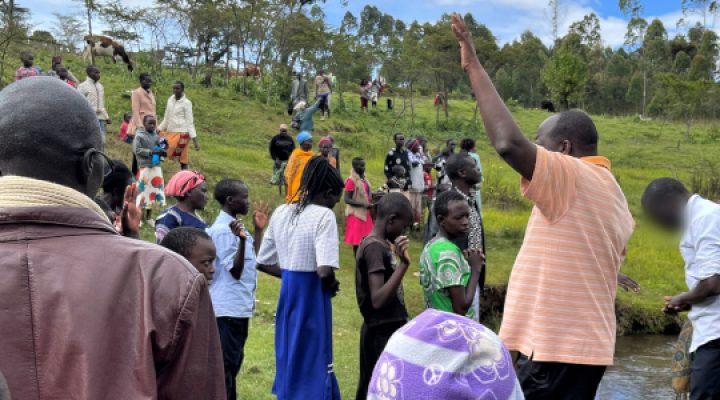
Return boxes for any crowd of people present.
[1,13,719,400]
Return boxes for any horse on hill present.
[82,35,134,72]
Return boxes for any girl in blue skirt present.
[257,156,343,400]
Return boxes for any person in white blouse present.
[642,178,720,400]
[158,81,199,170]
[257,156,343,400]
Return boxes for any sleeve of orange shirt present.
[521,145,579,223]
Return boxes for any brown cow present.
[82,35,134,72]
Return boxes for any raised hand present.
[252,201,271,230]
[394,235,411,265]
[230,220,248,240]
[119,183,142,238]
[451,13,478,71]
[662,295,690,314]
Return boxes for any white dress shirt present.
[681,194,720,352]
[158,95,197,138]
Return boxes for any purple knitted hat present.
[368,309,524,400]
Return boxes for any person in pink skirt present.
[344,157,374,255]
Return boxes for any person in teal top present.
[292,98,321,132]
[419,190,484,319]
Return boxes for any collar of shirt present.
[684,194,702,231]
[581,155,612,170]
[213,210,237,227]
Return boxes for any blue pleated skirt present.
[272,270,341,400]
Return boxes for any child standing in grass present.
[160,227,217,283]
[155,170,208,243]
[354,193,414,400]
[344,157,374,255]
[420,190,484,318]
[119,112,132,144]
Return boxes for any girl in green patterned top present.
[419,190,484,319]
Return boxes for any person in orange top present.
[452,13,638,400]
[285,131,314,203]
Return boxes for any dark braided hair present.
[291,156,343,222]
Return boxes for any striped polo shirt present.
[499,146,634,366]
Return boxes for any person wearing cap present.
[317,136,337,169]
[285,131,314,203]
[155,170,209,243]
[368,309,524,400]
[269,124,296,195]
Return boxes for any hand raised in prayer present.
[394,235,411,266]
[253,201,271,230]
[230,220,248,240]
[618,272,641,293]
[663,295,691,314]
[463,248,485,273]
[451,13,478,71]
[117,183,142,238]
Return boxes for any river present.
[596,335,677,400]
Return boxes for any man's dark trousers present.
[516,354,607,400]
[217,317,249,400]
[691,339,720,400]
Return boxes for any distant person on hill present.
[344,157,374,255]
[314,69,332,120]
[78,65,110,147]
[423,161,435,215]
[15,51,41,80]
[284,131,314,203]
[359,78,372,111]
[46,56,79,83]
[129,72,157,174]
[118,112,132,143]
[642,178,720,400]
[54,65,76,88]
[0,77,224,400]
[460,138,484,186]
[407,139,425,226]
[290,72,309,114]
[208,178,270,400]
[420,190,484,320]
[354,193,413,400]
[434,139,456,187]
[160,227,216,283]
[452,13,636,399]
[156,170,208,243]
[369,79,381,109]
[133,114,166,225]
[368,309,523,400]
[257,156,343,400]
[384,132,411,181]
[159,81,199,170]
[318,136,337,169]
[269,124,296,195]
[292,98,321,132]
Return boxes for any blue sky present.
[23,0,701,48]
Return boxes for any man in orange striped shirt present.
[452,14,636,399]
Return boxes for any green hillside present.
[27,53,720,398]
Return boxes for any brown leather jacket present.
[0,207,225,400]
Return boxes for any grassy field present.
[24,53,720,398]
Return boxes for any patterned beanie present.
[368,309,524,400]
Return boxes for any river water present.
[596,335,677,400]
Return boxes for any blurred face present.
[644,197,685,231]
[386,212,413,241]
[187,238,216,282]
[173,83,184,98]
[439,201,470,237]
[124,113,131,122]
[88,68,101,81]
[394,135,405,149]
[301,140,313,151]
[57,68,69,80]
[447,140,457,152]
[22,54,33,67]
[459,159,481,185]
[141,75,153,90]
[353,160,366,176]
[188,182,209,210]
[228,184,249,216]
[143,117,156,132]
[319,142,332,156]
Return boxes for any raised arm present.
[452,13,536,181]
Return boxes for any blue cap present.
[297,131,313,144]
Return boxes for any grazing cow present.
[228,65,262,79]
[83,35,134,72]
[540,99,556,113]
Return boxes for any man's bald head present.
[536,110,598,157]
[0,78,104,196]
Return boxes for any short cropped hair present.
[434,190,467,219]
[376,192,413,219]
[175,80,185,90]
[102,160,132,194]
[86,65,99,74]
[460,138,475,151]
[160,227,211,259]
[550,110,598,150]
[641,178,689,208]
[139,72,151,82]
[214,178,245,206]
[445,153,476,181]
[393,132,405,140]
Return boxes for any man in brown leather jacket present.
[0,77,225,399]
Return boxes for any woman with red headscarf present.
[155,170,209,243]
